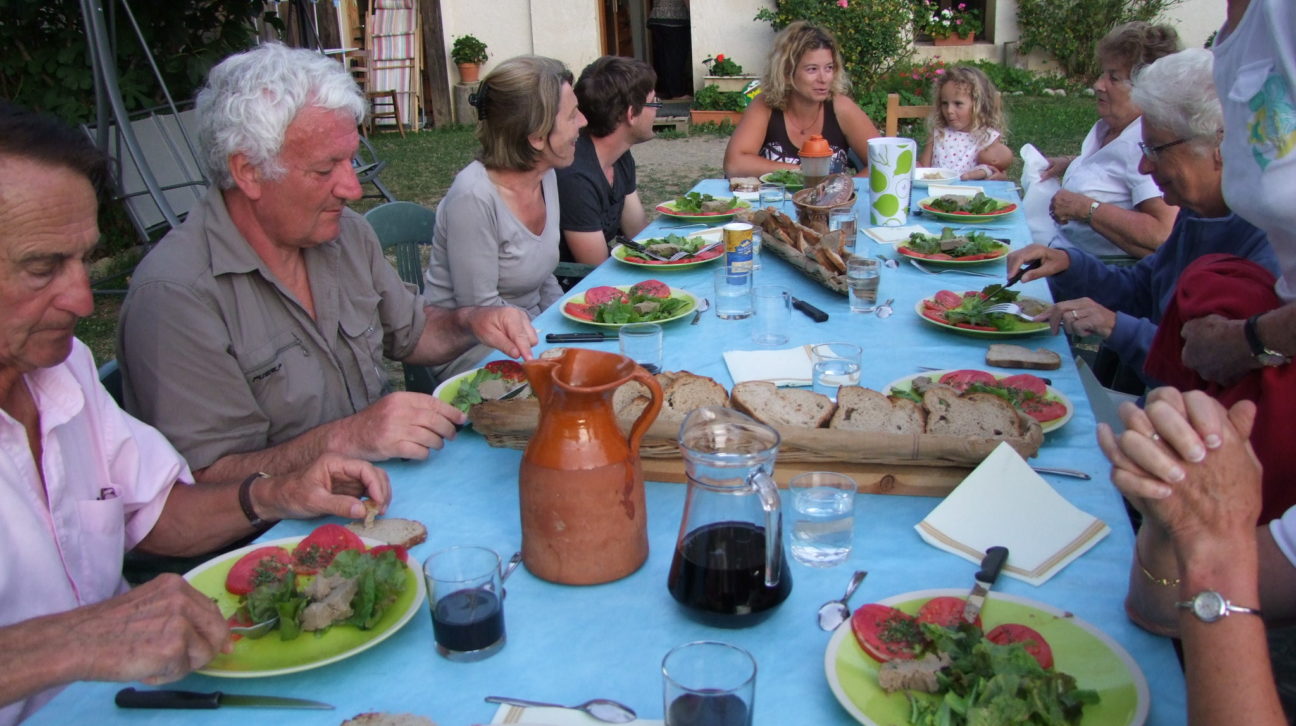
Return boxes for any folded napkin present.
[723,345,814,386]
[491,704,663,725]
[915,442,1109,586]
[864,225,927,245]
[926,183,981,200]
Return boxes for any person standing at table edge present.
[117,43,538,483]
[0,101,393,726]
[556,55,657,267]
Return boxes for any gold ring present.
[1070,310,1079,321]
[1149,432,1161,443]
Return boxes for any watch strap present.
[1244,314,1289,364]
[1085,200,1100,223]
[238,472,274,529]
[1176,589,1263,622]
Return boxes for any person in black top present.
[556,56,658,266]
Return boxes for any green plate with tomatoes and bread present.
[610,228,725,270]
[184,532,425,678]
[433,360,531,414]
[916,289,1050,338]
[918,194,1018,224]
[895,227,1010,265]
[885,368,1074,434]
[561,280,697,328]
[825,588,1148,726]
[654,194,750,222]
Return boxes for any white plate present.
[885,368,1073,434]
[913,167,958,186]
[185,535,425,678]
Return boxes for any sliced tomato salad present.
[897,245,1007,262]
[368,544,409,564]
[630,279,670,298]
[585,286,629,305]
[916,595,981,630]
[920,202,1017,216]
[564,302,598,321]
[852,604,924,662]
[627,246,723,265]
[292,523,366,574]
[987,623,1054,669]
[935,369,1066,424]
[225,546,295,595]
[483,360,525,383]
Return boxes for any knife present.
[546,332,615,343]
[1006,259,1043,287]
[790,296,829,322]
[115,688,333,710]
[962,546,1009,623]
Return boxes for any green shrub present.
[755,0,914,91]
[704,54,745,77]
[1015,0,1183,80]
[450,35,488,65]
[692,84,748,112]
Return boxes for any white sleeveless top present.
[931,128,1000,175]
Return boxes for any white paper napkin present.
[723,345,814,386]
[915,442,1110,586]
[926,183,981,200]
[864,225,927,245]
[491,704,663,725]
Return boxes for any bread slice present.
[341,714,437,726]
[663,373,728,420]
[985,344,1061,371]
[345,517,428,549]
[829,386,926,434]
[731,381,835,428]
[729,176,761,193]
[922,388,1024,438]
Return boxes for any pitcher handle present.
[752,470,784,588]
[625,367,664,458]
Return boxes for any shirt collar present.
[22,356,85,435]
[204,188,268,277]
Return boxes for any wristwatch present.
[1084,200,1100,224]
[1244,313,1290,366]
[1175,590,1262,623]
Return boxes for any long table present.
[33,179,1186,725]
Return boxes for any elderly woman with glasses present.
[1004,48,1277,389]
[1039,22,1182,260]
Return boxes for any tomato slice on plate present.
[484,360,525,383]
[585,286,629,305]
[1021,397,1068,423]
[933,290,963,309]
[293,524,366,574]
[225,546,294,595]
[916,595,981,630]
[630,279,671,298]
[368,544,409,563]
[986,623,1054,669]
[999,373,1048,396]
[564,302,597,321]
[939,369,999,392]
[851,604,923,662]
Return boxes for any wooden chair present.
[885,93,933,138]
[365,0,422,133]
[365,201,439,394]
[347,50,405,137]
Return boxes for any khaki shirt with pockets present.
[118,189,426,471]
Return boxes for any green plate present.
[654,197,750,222]
[915,296,1050,338]
[885,369,1074,434]
[560,285,697,328]
[918,196,1018,224]
[759,171,805,191]
[824,589,1149,726]
[896,238,1010,266]
[611,229,725,270]
[433,367,480,410]
[185,536,425,678]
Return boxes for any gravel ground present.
[632,134,729,211]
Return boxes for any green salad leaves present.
[592,293,690,324]
[671,191,736,214]
[762,169,804,187]
[905,227,1004,258]
[928,192,1007,215]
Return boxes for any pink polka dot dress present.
[931,128,1000,175]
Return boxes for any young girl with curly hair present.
[918,65,1012,180]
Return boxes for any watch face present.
[1259,353,1288,367]
[1191,591,1227,622]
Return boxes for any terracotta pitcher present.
[519,348,663,585]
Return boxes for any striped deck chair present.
[367,0,422,131]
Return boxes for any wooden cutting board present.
[640,457,971,497]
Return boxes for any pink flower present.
[958,2,966,8]
[837,0,848,7]
[956,19,962,24]
[935,68,945,75]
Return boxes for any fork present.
[691,297,710,325]
[230,616,279,638]
[669,240,723,262]
[907,258,998,277]
[984,302,1039,321]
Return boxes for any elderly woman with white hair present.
[1005,48,1277,389]
[422,55,585,380]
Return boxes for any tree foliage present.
[755,0,915,91]
[1015,0,1183,80]
[0,0,268,124]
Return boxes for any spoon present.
[484,696,636,723]
[817,570,868,631]
[875,254,899,269]
[875,298,895,319]
[691,297,710,325]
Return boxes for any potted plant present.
[690,84,748,126]
[914,1,982,46]
[702,53,759,93]
[451,34,488,83]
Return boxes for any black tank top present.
[758,97,854,171]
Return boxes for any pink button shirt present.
[0,339,190,724]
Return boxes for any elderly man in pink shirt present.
[0,102,392,725]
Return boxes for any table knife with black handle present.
[790,296,829,322]
[546,332,616,343]
[115,688,333,710]
[962,546,1009,623]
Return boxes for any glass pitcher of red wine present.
[668,407,792,628]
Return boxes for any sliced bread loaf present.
[731,381,835,428]
[922,388,1024,438]
[345,517,428,549]
[985,344,1061,371]
[829,386,926,434]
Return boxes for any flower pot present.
[690,109,744,126]
[457,62,481,83]
[932,32,975,46]
[703,75,758,93]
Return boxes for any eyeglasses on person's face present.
[641,101,664,109]
[1137,137,1188,162]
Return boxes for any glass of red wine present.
[423,546,507,662]
[661,641,756,726]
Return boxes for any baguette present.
[922,388,1024,438]
[985,344,1061,371]
[829,386,926,434]
[731,381,835,428]
[345,517,428,549]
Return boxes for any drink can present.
[723,223,754,274]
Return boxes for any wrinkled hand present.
[1037,297,1116,338]
[466,306,537,361]
[335,391,464,462]
[1097,388,1260,546]
[1049,188,1092,225]
[1005,244,1070,284]
[67,574,230,685]
[1039,156,1072,182]
[1181,314,1258,385]
[262,452,392,521]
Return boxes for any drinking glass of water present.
[714,268,754,320]
[423,546,507,661]
[758,182,785,211]
[847,257,881,313]
[620,322,663,374]
[811,342,862,401]
[662,640,756,726]
[828,207,858,257]
[789,471,857,567]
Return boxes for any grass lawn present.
[75,94,1097,366]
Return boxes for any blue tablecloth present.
[33,180,1186,725]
